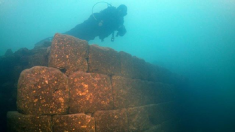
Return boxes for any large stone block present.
[94,109,128,132]
[53,113,95,132]
[48,33,89,75]
[147,63,177,84]
[69,71,113,113]
[143,125,162,132]
[127,106,154,132]
[112,76,175,109]
[127,103,178,132]
[145,63,160,82]
[17,66,69,115]
[127,102,177,132]
[112,76,153,109]
[28,47,49,68]
[120,51,149,80]
[7,111,52,132]
[145,102,177,125]
[88,44,121,75]
[144,104,165,125]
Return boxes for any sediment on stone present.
[17,66,69,115]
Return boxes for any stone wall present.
[7,34,181,132]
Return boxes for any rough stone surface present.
[145,104,166,125]
[127,103,177,132]
[88,44,121,75]
[94,109,128,132]
[143,125,162,132]
[53,113,95,132]
[112,76,152,109]
[28,47,49,68]
[17,66,69,115]
[127,106,153,132]
[112,76,176,109]
[120,51,148,80]
[145,102,177,125]
[0,46,51,131]
[147,63,181,84]
[7,111,52,132]
[49,33,89,75]
[69,71,113,113]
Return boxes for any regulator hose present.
[92,1,112,21]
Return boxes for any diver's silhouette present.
[65,3,127,42]
[35,3,127,47]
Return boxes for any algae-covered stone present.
[28,46,49,68]
[120,51,148,80]
[53,113,95,132]
[112,76,176,109]
[112,76,153,109]
[112,76,159,109]
[49,33,89,75]
[17,66,69,115]
[7,111,52,132]
[127,106,153,132]
[69,71,113,113]
[94,109,128,132]
[88,44,121,75]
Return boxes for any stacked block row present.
[48,33,178,83]
[8,102,178,132]
[16,66,176,115]
[7,111,95,132]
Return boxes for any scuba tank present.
[92,2,115,42]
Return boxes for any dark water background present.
[0,0,235,132]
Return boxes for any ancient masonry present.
[7,34,181,132]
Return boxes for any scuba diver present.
[35,3,127,47]
[65,3,127,42]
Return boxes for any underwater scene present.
[0,0,235,132]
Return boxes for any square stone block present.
[112,76,150,108]
[120,51,148,80]
[145,102,178,126]
[69,71,113,113]
[17,66,69,115]
[7,111,52,132]
[147,63,175,83]
[53,113,95,132]
[127,103,178,132]
[49,33,89,75]
[112,76,165,109]
[88,44,121,75]
[94,109,128,132]
[127,106,153,132]
[144,124,162,132]
[112,76,176,109]
[28,47,49,67]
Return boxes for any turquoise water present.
[0,0,235,131]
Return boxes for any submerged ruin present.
[6,34,184,132]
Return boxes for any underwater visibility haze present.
[0,0,235,131]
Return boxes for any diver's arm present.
[116,25,126,37]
